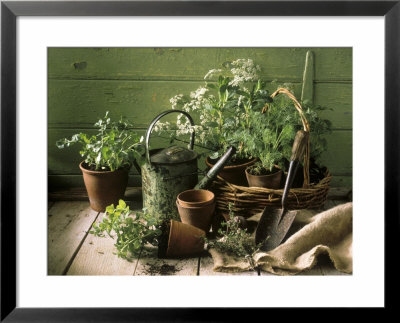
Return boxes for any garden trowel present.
[255,129,309,252]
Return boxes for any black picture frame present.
[1,1,397,321]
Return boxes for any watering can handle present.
[145,110,195,166]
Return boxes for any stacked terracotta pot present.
[176,189,216,233]
[161,189,216,258]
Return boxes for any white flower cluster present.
[175,112,204,137]
[169,94,184,110]
[229,58,261,87]
[152,121,171,133]
[188,86,209,111]
[204,68,223,80]
[153,58,263,153]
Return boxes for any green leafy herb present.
[204,204,263,264]
[56,111,144,171]
[236,87,332,173]
[90,200,162,259]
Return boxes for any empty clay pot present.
[176,200,215,233]
[177,189,215,208]
[79,161,129,212]
[166,220,205,258]
[245,166,283,189]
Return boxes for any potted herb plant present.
[155,58,273,186]
[56,111,143,212]
[241,108,296,188]
[238,84,333,189]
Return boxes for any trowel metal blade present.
[255,207,298,252]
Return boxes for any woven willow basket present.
[209,88,331,218]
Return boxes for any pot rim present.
[79,161,130,175]
[245,165,283,177]
[176,199,215,210]
[177,189,215,205]
[205,156,258,170]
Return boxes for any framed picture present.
[1,0,396,320]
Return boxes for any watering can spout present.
[194,146,236,190]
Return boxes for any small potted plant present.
[240,85,333,189]
[56,111,143,212]
[242,110,296,188]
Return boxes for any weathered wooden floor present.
[48,189,351,276]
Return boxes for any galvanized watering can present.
[141,110,235,221]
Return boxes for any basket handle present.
[268,88,311,187]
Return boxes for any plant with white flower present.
[204,68,223,80]
[170,94,184,110]
[154,58,274,161]
[229,58,261,87]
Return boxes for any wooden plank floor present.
[48,195,351,276]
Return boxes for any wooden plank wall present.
[48,48,352,190]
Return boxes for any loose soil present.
[157,220,170,258]
[143,262,180,276]
[247,166,280,176]
[81,162,130,172]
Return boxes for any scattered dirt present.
[157,221,170,258]
[143,262,180,276]
[247,166,280,176]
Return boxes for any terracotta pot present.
[79,161,129,212]
[205,156,258,186]
[176,200,215,232]
[245,166,283,189]
[166,220,205,258]
[177,189,215,207]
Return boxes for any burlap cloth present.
[208,202,352,275]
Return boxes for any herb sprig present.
[204,204,263,263]
[56,111,143,171]
[90,200,162,259]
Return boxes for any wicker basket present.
[209,88,331,218]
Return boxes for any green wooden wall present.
[48,47,352,190]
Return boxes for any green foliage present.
[204,205,262,262]
[156,60,332,167]
[236,88,332,172]
[235,110,295,172]
[156,58,268,160]
[301,100,333,161]
[90,200,162,259]
[56,111,143,171]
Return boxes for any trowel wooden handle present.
[290,130,309,162]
